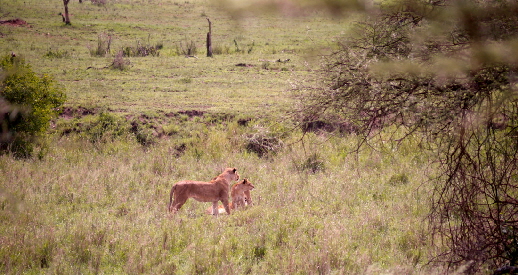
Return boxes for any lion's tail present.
[168,184,176,212]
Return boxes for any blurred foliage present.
[0,54,66,158]
[296,0,518,140]
[294,152,325,174]
[291,0,518,272]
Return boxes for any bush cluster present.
[110,51,131,71]
[175,40,197,56]
[44,48,70,59]
[121,41,162,57]
[89,33,112,57]
[243,125,284,158]
[0,54,66,158]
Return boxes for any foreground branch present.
[494,266,518,275]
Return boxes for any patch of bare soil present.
[60,106,98,119]
[59,107,208,127]
[0,18,29,27]
[235,63,254,67]
[178,110,205,117]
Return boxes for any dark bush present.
[111,51,131,71]
[121,41,161,57]
[129,120,158,147]
[387,173,409,186]
[243,126,284,158]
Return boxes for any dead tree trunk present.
[63,0,71,25]
[206,17,213,57]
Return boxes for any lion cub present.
[231,178,255,209]
[206,179,255,215]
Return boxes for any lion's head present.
[204,177,255,214]
[234,178,254,193]
[217,167,239,183]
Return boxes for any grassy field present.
[1,0,347,116]
[2,133,438,274]
[1,0,446,274]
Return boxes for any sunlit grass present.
[0,130,438,273]
[0,0,445,273]
[1,0,349,117]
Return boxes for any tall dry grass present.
[0,0,455,273]
[0,126,442,274]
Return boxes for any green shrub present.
[83,112,129,143]
[175,39,197,56]
[0,54,66,158]
[134,127,157,146]
[128,120,158,146]
[388,173,409,186]
[212,43,231,55]
[44,48,70,59]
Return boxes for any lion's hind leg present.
[168,185,176,213]
[169,196,188,214]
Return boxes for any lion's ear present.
[232,168,237,173]
[242,178,248,183]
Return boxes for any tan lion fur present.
[168,167,239,215]
[231,178,255,209]
[205,178,254,215]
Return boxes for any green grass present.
[0,0,448,273]
[0,0,347,117]
[1,132,438,274]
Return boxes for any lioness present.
[168,167,239,215]
[205,178,255,215]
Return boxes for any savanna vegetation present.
[294,0,518,273]
[1,0,517,274]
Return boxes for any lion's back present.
[173,180,227,202]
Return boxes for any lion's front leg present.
[211,201,219,216]
[244,190,252,206]
[222,198,231,215]
[234,195,245,209]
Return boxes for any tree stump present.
[206,18,213,57]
